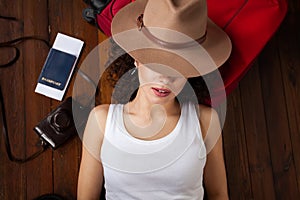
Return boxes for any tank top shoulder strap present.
[183,102,203,142]
[104,104,124,137]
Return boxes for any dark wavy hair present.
[104,38,212,106]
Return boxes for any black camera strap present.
[0,15,98,163]
[0,16,51,163]
[0,85,48,163]
[0,15,50,68]
[0,36,50,68]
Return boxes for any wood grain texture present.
[0,0,299,199]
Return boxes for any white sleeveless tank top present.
[101,102,207,200]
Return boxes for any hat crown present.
[111,0,232,77]
[143,0,207,40]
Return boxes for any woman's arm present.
[77,146,104,199]
[77,105,109,199]
[199,106,229,200]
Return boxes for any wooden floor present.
[0,0,299,199]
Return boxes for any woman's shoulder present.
[197,104,220,138]
[197,104,218,119]
[92,104,110,115]
[81,104,112,162]
[88,104,111,129]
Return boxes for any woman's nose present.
[158,75,174,84]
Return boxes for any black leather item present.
[33,194,64,200]
[34,97,77,149]
[0,85,48,163]
[34,97,91,149]
[37,48,77,90]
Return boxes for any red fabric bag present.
[207,0,288,100]
[95,0,288,103]
[96,0,134,36]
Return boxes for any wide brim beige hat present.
[111,0,232,78]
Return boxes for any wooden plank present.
[48,0,99,198]
[0,1,26,199]
[21,0,53,199]
[47,0,79,198]
[0,0,298,199]
[259,32,300,199]
[222,88,252,200]
[239,61,276,199]
[277,0,300,193]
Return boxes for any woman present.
[78,0,231,199]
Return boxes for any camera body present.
[34,97,78,149]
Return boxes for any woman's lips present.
[151,87,171,97]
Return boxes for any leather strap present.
[136,14,207,49]
[0,36,50,68]
[0,85,48,163]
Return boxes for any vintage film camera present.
[34,97,90,149]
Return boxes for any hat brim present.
[111,0,232,77]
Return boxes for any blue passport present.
[38,48,77,90]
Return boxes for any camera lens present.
[52,110,71,132]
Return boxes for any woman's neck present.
[127,90,180,117]
[123,90,181,140]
